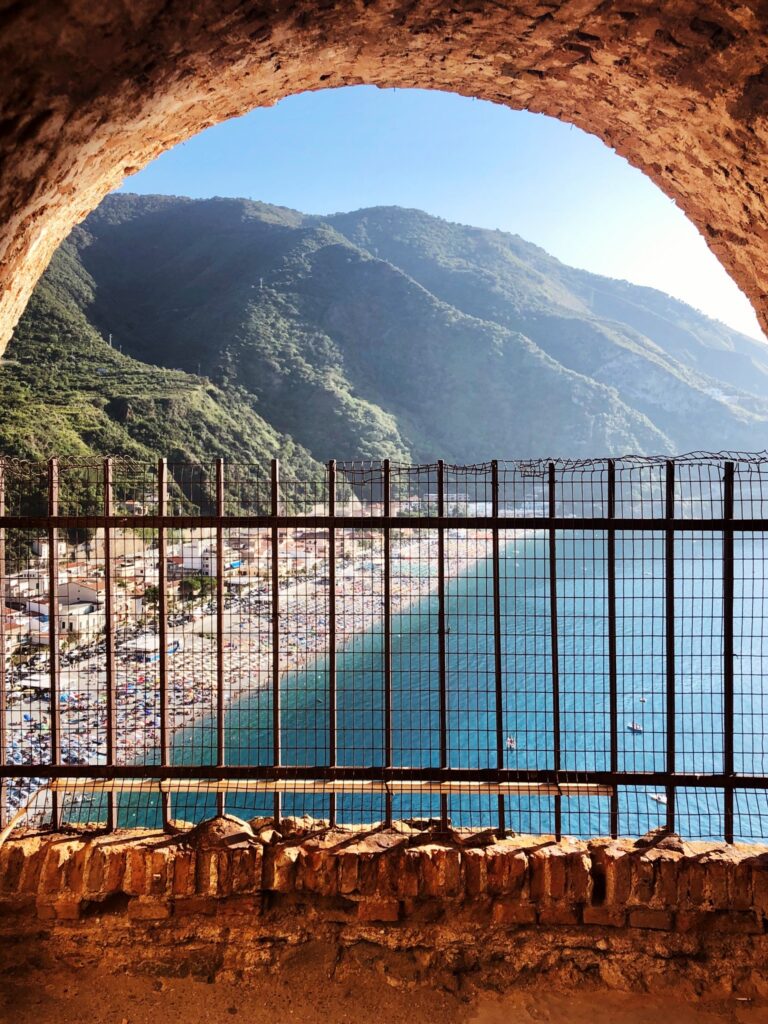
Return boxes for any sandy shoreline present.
[5,528,536,814]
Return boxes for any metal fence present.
[2,453,768,842]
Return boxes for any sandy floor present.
[471,991,767,1023]
[1,969,765,1024]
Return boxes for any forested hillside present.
[4,193,768,466]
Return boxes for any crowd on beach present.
[4,529,493,818]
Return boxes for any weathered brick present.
[127,898,171,920]
[38,841,80,895]
[629,854,656,906]
[16,839,48,895]
[420,845,462,897]
[63,842,90,894]
[337,852,359,894]
[219,894,262,917]
[123,846,150,896]
[356,853,381,895]
[712,910,762,934]
[566,851,592,904]
[530,847,567,901]
[35,896,81,921]
[214,850,233,897]
[700,849,739,910]
[491,898,536,925]
[654,852,682,909]
[84,845,126,899]
[0,844,25,895]
[463,848,488,897]
[486,847,527,897]
[582,905,626,927]
[591,843,632,906]
[547,848,568,900]
[357,898,400,922]
[677,909,761,935]
[194,850,218,896]
[230,846,262,894]
[147,848,172,897]
[675,909,709,932]
[730,858,754,912]
[539,904,580,926]
[173,895,218,916]
[34,901,57,921]
[296,846,337,894]
[170,849,197,897]
[388,849,422,899]
[0,895,35,917]
[628,908,673,930]
[263,845,299,891]
[528,849,546,900]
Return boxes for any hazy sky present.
[121,86,764,341]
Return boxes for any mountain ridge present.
[3,191,767,468]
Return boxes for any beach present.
[4,527,502,817]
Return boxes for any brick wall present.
[1,817,768,995]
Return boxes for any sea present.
[121,531,768,842]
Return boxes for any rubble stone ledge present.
[1,818,768,996]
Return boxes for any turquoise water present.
[123,532,768,840]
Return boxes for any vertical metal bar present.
[327,460,337,828]
[723,461,735,844]
[270,459,281,826]
[0,465,6,828]
[665,460,676,831]
[48,459,61,829]
[383,459,393,828]
[103,459,117,831]
[491,460,506,838]
[607,460,619,839]
[157,458,170,828]
[548,462,562,841]
[437,459,449,831]
[215,458,226,817]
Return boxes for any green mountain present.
[4,192,768,467]
[0,228,318,477]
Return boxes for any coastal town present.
[2,507,495,820]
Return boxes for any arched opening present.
[2,1,768,350]
[10,82,768,467]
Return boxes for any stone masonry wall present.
[4,2,768,348]
[2,817,768,997]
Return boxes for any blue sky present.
[121,86,763,340]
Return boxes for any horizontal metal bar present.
[0,514,765,531]
[51,778,613,798]
[5,764,768,789]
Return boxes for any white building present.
[58,579,106,606]
[25,600,105,644]
[174,541,242,576]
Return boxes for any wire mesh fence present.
[1,453,768,842]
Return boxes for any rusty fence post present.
[103,458,117,830]
[665,460,676,831]
[270,458,281,826]
[548,461,562,841]
[723,461,735,844]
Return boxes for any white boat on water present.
[627,721,643,733]
[650,793,668,805]
[639,696,647,703]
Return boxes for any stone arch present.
[1,1,768,349]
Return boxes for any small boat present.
[649,793,668,805]
[639,696,647,703]
[627,721,643,733]
[505,735,517,751]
